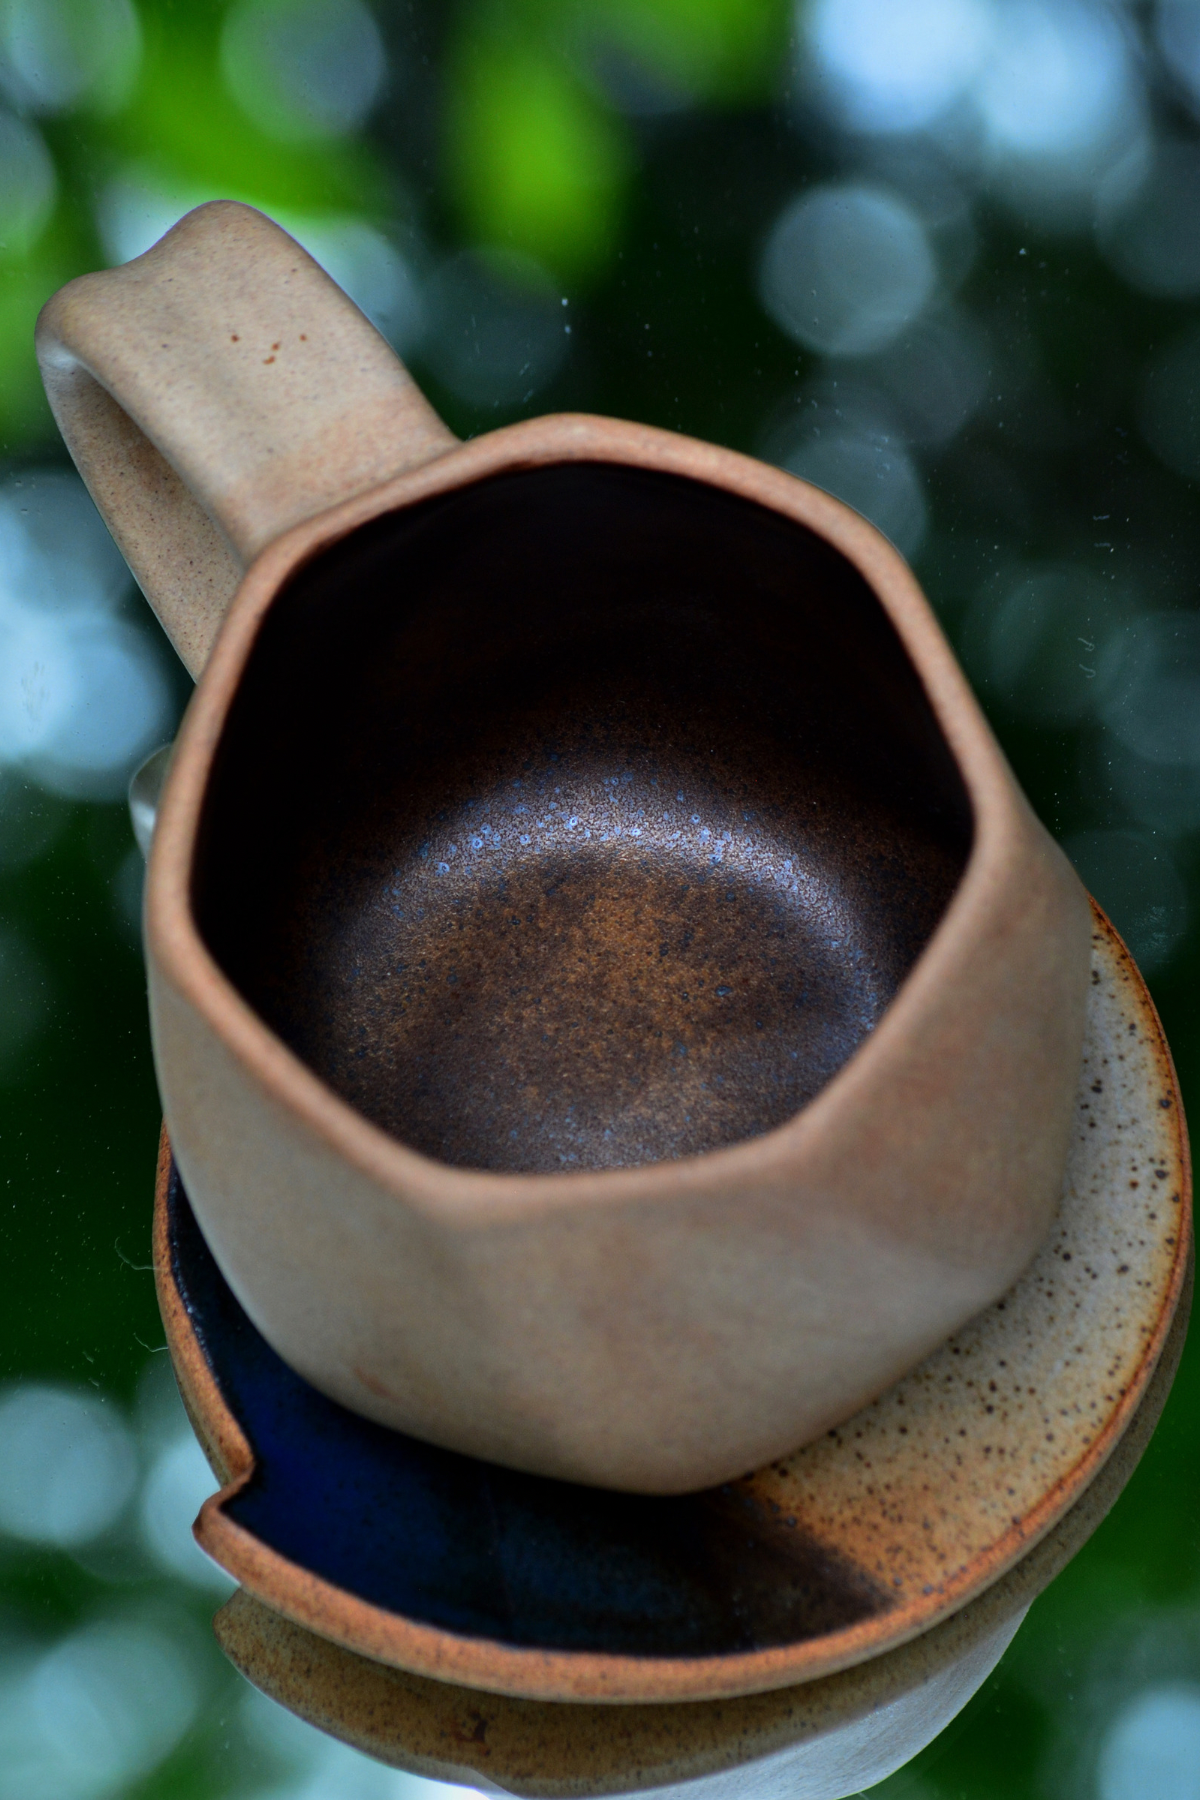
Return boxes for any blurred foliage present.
[3,0,1200,1796]
[444,21,633,278]
[117,12,384,211]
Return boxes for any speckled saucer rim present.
[211,1265,1191,1798]
[156,902,1191,1705]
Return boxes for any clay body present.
[153,915,1192,1704]
[36,202,1092,1493]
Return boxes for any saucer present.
[156,904,1190,1705]
[211,1297,1188,1800]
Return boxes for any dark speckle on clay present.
[741,911,1188,1610]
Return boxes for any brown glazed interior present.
[193,462,973,1176]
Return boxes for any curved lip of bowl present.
[159,904,1192,1704]
[147,410,1029,1213]
[203,1278,1193,1754]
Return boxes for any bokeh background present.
[2,0,1200,1794]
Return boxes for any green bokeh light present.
[446,24,634,282]
[3,3,1200,1797]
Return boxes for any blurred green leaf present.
[0,0,143,117]
[445,19,634,282]
[0,219,93,448]
[587,0,791,104]
[106,2,389,215]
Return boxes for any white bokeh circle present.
[759,184,936,357]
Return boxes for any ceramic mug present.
[36,202,1091,1494]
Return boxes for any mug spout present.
[36,201,457,676]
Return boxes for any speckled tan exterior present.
[157,903,1191,1705]
[744,907,1188,1609]
[41,200,1093,1495]
[219,1600,1028,1800]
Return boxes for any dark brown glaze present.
[194,462,971,1174]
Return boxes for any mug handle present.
[35,201,457,676]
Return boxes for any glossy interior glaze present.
[194,463,973,1174]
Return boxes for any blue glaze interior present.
[168,1159,887,1656]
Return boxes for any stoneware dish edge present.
[153,906,1192,1705]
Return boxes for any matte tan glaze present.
[156,904,1192,1703]
[211,1288,1189,1796]
[36,201,455,673]
[41,200,1092,1494]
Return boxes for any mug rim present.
[146,410,1029,1211]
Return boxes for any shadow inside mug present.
[194,462,973,1174]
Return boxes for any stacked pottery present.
[39,204,1192,1800]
